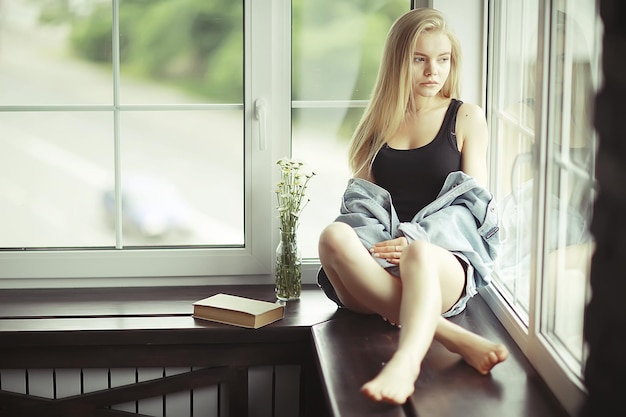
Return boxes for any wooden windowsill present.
[0,284,570,417]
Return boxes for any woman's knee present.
[319,222,353,252]
[399,241,466,303]
[400,240,432,264]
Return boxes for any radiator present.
[0,365,300,417]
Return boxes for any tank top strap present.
[442,98,463,151]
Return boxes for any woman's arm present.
[457,103,489,186]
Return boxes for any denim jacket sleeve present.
[334,171,501,288]
[334,178,400,268]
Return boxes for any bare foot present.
[446,331,509,374]
[361,351,420,405]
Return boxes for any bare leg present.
[360,238,464,404]
[435,317,509,375]
[318,222,405,319]
[318,222,508,405]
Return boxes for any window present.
[292,0,486,262]
[0,2,600,414]
[0,0,282,281]
[291,0,413,259]
[0,0,413,282]
[485,0,601,414]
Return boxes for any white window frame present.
[0,0,293,288]
[482,1,596,415]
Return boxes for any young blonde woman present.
[317,8,509,405]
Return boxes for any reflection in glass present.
[543,0,597,369]
[492,0,539,322]
[491,0,599,375]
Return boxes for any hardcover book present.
[192,293,285,329]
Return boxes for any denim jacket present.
[335,171,501,289]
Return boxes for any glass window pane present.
[542,0,597,370]
[0,112,114,248]
[0,0,245,249]
[292,0,413,258]
[118,0,243,105]
[120,110,243,246]
[491,0,539,324]
[117,0,245,247]
[292,107,354,257]
[495,120,534,316]
[0,0,113,105]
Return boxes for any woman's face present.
[411,31,452,98]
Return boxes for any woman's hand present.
[370,237,408,265]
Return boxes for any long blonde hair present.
[348,8,462,178]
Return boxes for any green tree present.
[67,0,242,103]
[292,0,407,137]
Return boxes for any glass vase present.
[275,230,302,301]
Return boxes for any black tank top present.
[372,99,463,222]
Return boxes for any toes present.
[380,388,409,405]
[361,381,412,405]
[361,383,382,402]
[481,349,508,374]
[497,346,510,362]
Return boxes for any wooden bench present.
[0,284,570,417]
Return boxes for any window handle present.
[254,98,267,151]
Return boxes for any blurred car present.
[103,175,193,238]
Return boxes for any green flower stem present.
[275,230,301,300]
[274,158,314,301]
